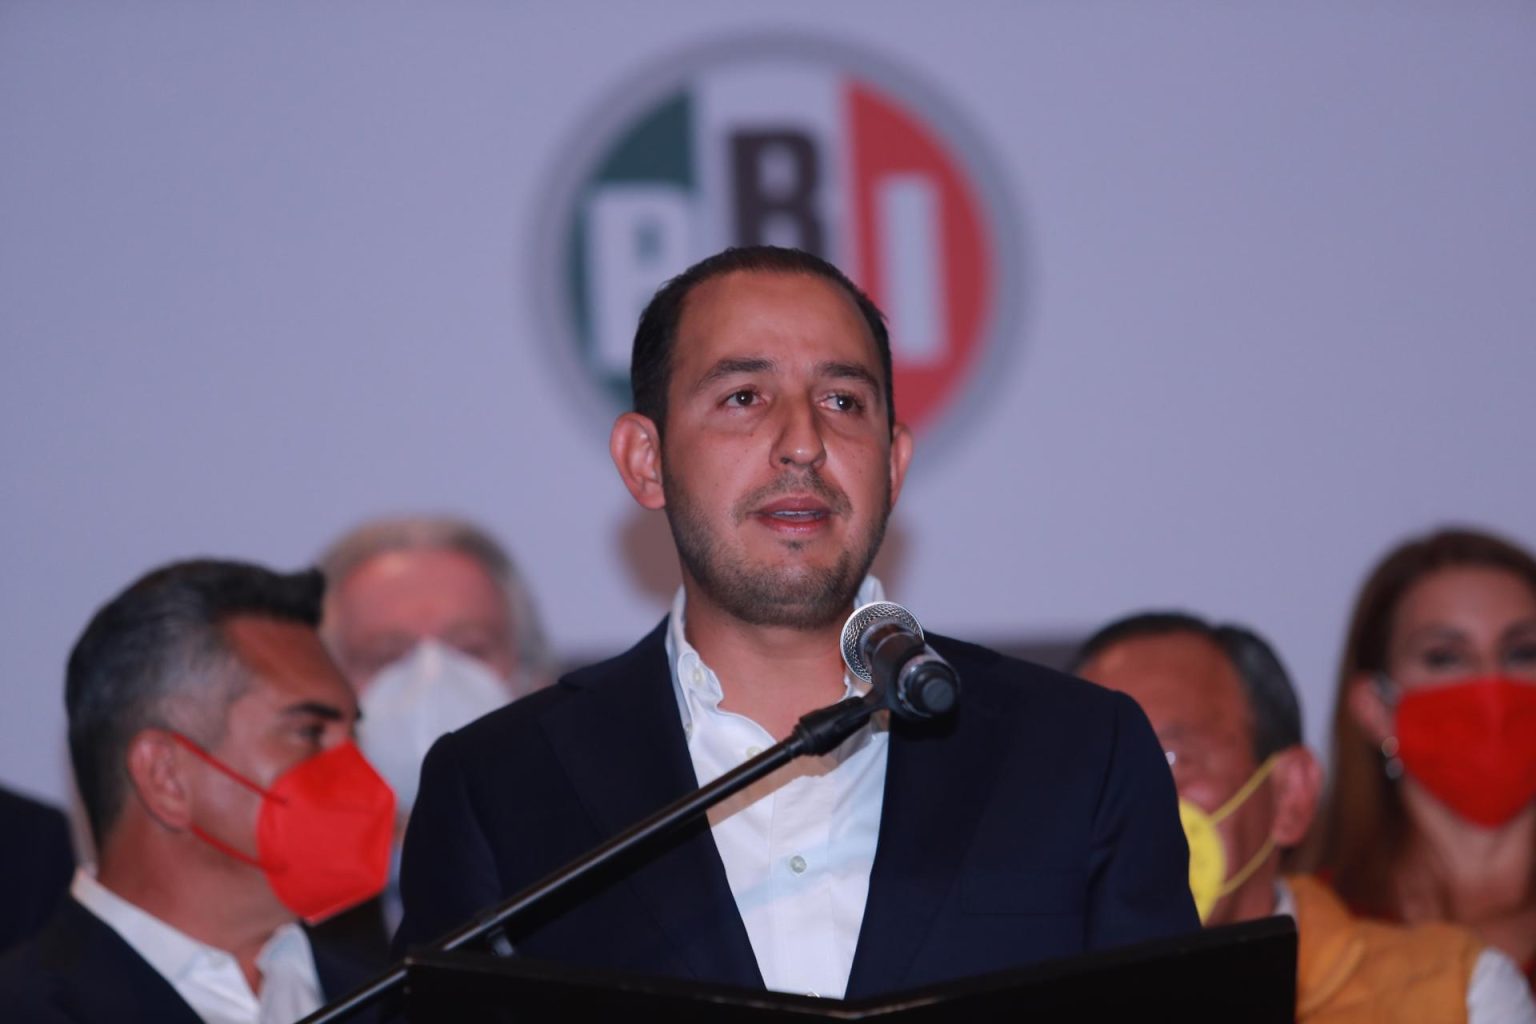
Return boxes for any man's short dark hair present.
[630,246,896,438]
[65,559,324,845]
[1070,611,1303,763]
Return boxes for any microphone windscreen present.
[840,601,924,682]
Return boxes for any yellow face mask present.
[1180,754,1278,922]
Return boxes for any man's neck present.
[1210,868,1283,927]
[681,586,853,741]
[98,831,288,991]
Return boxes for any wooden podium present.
[395,916,1296,1022]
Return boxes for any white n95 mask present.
[356,639,510,815]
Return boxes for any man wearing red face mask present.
[0,560,396,1023]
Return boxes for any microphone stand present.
[300,691,882,1023]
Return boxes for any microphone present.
[840,601,959,719]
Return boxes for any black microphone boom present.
[840,601,960,719]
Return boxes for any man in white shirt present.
[395,245,1200,998]
[0,560,394,1024]
[1074,611,1536,1023]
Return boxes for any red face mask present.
[174,735,395,924]
[1394,676,1536,828]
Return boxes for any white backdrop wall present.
[2,1,1532,811]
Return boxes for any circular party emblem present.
[535,34,1023,446]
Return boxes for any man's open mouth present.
[753,497,834,527]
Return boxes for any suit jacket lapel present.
[845,665,1013,999]
[538,621,764,989]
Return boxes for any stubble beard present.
[663,465,888,631]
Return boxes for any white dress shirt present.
[71,868,324,1024]
[666,578,888,999]
[1273,880,1536,1024]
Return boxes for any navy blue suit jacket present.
[0,786,74,954]
[0,898,375,1023]
[395,622,1198,997]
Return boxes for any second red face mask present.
[1394,676,1536,828]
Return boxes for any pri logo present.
[537,35,1021,444]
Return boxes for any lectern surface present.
[400,916,1296,1022]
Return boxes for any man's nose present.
[772,397,827,469]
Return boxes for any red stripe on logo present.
[847,82,992,433]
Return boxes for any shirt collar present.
[1273,877,1296,920]
[666,576,886,736]
[256,919,312,976]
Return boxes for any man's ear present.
[888,422,914,510]
[610,412,666,511]
[125,729,193,831]
[1346,673,1394,746]
[1269,746,1323,848]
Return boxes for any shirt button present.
[789,855,807,874]
[691,666,704,685]
[745,745,763,759]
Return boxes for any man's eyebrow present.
[691,357,775,393]
[280,701,345,721]
[817,361,881,391]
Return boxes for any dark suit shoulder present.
[445,618,670,751]
[882,633,1143,815]
[0,899,201,1024]
[919,632,1198,950]
[558,618,670,693]
[0,786,75,953]
[395,618,692,956]
[0,786,71,832]
[927,631,1126,719]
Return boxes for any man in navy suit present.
[0,560,392,1022]
[395,246,1199,998]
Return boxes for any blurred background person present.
[313,515,554,956]
[0,560,391,1023]
[1304,527,1536,985]
[0,784,74,953]
[1076,611,1534,1022]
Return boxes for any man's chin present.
[705,564,861,631]
[734,599,854,631]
